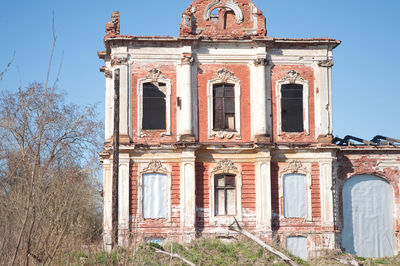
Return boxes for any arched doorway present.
[342,175,396,257]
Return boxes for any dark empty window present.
[142,83,166,130]
[215,174,236,216]
[213,84,235,130]
[281,84,304,132]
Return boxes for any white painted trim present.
[137,73,171,137]
[279,161,312,221]
[207,69,241,140]
[180,151,196,230]
[276,70,310,135]
[319,159,334,226]
[102,160,112,251]
[209,160,242,225]
[137,161,172,222]
[118,154,130,247]
[256,152,272,229]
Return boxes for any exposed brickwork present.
[131,64,177,144]
[197,64,251,143]
[271,65,316,143]
[311,163,321,219]
[180,0,266,38]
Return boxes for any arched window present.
[213,83,235,131]
[142,82,166,130]
[281,84,304,132]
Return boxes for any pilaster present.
[319,156,335,227]
[180,150,196,242]
[118,153,130,247]
[102,160,112,251]
[256,150,272,230]
[116,56,131,143]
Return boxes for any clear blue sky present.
[0,0,399,140]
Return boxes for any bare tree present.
[0,52,15,81]
[0,83,103,265]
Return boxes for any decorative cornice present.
[253,58,268,67]
[283,160,307,173]
[142,160,168,173]
[216,68,238,83]
[281,70,306,84]
[146,68,167,82]
[117,57,128,65]
[318,60,334,67]
[212,159,238,174]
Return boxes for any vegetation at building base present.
[51,237,400,266]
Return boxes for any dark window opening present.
[224,10,236,30]
[214,174,236,216]
[281,84,304,132]
[213,84,235,131]
[142,82,166,130]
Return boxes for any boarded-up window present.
[215,174,236,216]
[283,173,306,218]
[286,236,308,260]
[281,84,303,132]
[142,83,166,130]
[213,84,235,130]
[142,173,167,219]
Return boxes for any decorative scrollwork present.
[217,68,237,83]
[212,159,238,174]
[281,70,305,84]
[146,68,166,82]
[283,160,307,173]
[142,160,168,174]
[318,60,334,67]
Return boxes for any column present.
[256,151,272,230]
[102,160,112,251]
[180,150,196,242]
[253,58,269,143]
[315,59,334,141]
[104,68,113,141]
[178,52,195,142]
[319,157,334,227]
[118,153,130,247]
[117,56,131,143]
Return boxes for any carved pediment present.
[216,68,238,83]
[142,160,168,173]
[281,70,306,84]
[283,160,308,173]
[212,159,239,174]
[146,69,166,82]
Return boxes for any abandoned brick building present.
[98,0,400,259]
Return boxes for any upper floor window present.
[276,70,309,135]
[142,82,166,130]
[281,84,304,132]
[213,84,235,131]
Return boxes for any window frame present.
[207,68,241,140]
[137,69,171,137]
[137,161,171,221]
[276,70,309,135]
[209,159,242,224]
[279,160,312,221]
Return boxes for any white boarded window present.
[287,236,308,261]
[142,173,167,219]
[283,173,306,218]
[215,174,236,216]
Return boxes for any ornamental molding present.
[253,58,268,67]
[142,160,169,174]
[375,160,400,173]
[281,70,306,84]
[146,68,167,82]
[181,55,194,65]
[318,60,334,67]
[283,160,308,173]
[204,0,244,24]
[214,68,239,83]
[212,159,239,174]
[104,70,113,79]
[211,130,236,139]
[111,56,128,66]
